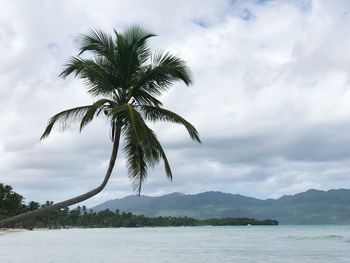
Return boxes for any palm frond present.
[140,105,201,143]
[59,57,118,97]
[123,25,156,45]
[79,99,116,131]
[129,50,192,99]
[151,50,192,86]
[123,25,155,65]
[40,105,95,140]
[122,105,148,194]
[137,117,173,180]
[41,99,117,140]
[78,29,117,65]
[122,104,174,193]
[114,26,155,89]
[132,89,163,107]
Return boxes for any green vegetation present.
[202,218,278,226]
[0,183,277,229]
[0,183,27,220]
[0,25,200,227]
[12,206,278,229]
[27,208,277,229]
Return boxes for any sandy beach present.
[0,228,24,233]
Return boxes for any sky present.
[2,0,350,207]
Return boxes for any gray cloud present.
[2,0,350,207]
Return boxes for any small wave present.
[320,235,344,240]
[286,235,344,241]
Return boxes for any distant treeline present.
[11,206,278,229]
[0,183,278,229]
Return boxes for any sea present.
[1,225,349,262]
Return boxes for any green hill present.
[92,189,350,224]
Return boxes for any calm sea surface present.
[1,226,350,262]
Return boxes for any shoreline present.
[0,225,278,232]
[0,228,24,233]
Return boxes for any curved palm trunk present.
[0,129,121,228]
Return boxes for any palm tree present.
[0,26,200,227]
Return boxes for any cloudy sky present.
[2,0,350,206]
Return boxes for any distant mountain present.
[91,189,350,224]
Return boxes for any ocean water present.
[1,226,350,262]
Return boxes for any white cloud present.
[1,0,350,206]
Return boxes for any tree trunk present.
[0,129,121,228]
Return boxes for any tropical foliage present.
[0,183,27,220]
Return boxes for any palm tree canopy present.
[41,26,201,194]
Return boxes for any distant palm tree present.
[0,26,200,227]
